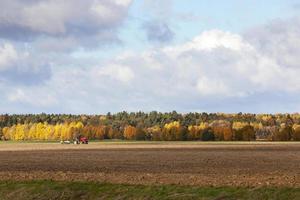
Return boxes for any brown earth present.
[0,142,299,187]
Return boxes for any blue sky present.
[0,0,300,114]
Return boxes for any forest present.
[0,112,300,141]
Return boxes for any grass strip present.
[0,180,299,200]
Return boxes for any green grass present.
[0,180,299,200]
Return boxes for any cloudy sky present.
[0,0,300,114]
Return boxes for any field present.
[0,141,300,199]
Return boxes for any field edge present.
[0,180,300,200]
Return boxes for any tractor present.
[60,133,88,144]
[73,134,88,144]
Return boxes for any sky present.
[0,0,300,114]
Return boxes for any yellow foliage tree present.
[147,126,162,141]
[293,124,300,141]
[15,124,26,140]
[124,125,137,140]
[162,121,186,141]
[54,124,62,140]
[188,125,203,140]
[1,122,87,141]
[164,121,180,129]
[210,120,232,141]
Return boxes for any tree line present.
[0,112,300,141]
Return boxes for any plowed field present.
[0,142,299,187]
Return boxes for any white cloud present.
[196,77,230,96]
[0,0,132,50]
[7,88,58,107]
[94,64,134,83]
[0,43,18,70]
[114,0,132,7]
[245,17,300,69]
[0,42,51,85]
[183,30,253,51]
[22,1,68,34]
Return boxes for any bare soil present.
[0,142,299,187]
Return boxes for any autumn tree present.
[240,125,255,141]
[0,128,3,140]
[201,128,215,141]
[135,126,146,140]
[162,121,187,141]
[188,126,202,140]
[54,124,62,140]
[2,127,10,140]
[273,124,293,141]
[124,125,137,140]
[292,125,300,141]
[6,125,16,140]
[233,122,255,141]
[108,127,114,139]
[210,120,232,141]
[108,126,123,139]
[147,126,162,141]
[94,125,109,139]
